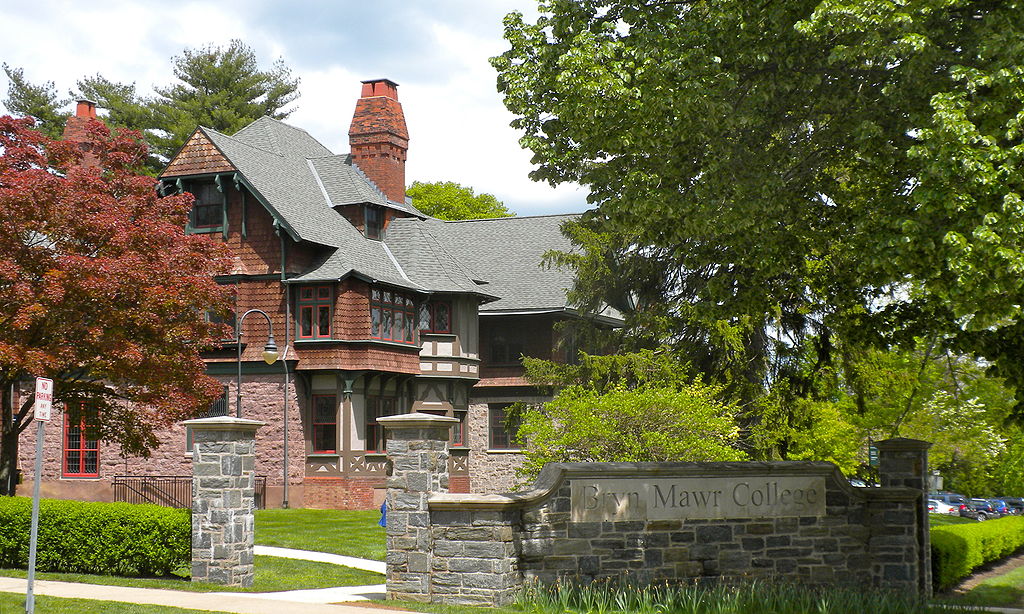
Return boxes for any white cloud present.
[0,0,588,215]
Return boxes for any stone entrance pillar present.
[379,412,458,603]
[185,416,265,587]
[876,437,932,597]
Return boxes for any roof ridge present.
[203,126,286,159]
[442,212,580,224]
[415,222,484,289]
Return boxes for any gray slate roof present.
[429,215,579,312]
[184,116,592,312]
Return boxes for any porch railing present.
[112,475,267,509]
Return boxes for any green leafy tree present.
[515,349,745,479]
[493,0,1024,463]
[2,64,68,140]
[407,181,514,220]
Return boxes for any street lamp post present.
[236,309,279,418]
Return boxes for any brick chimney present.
[63,99,100,168]
[348,79,409,203]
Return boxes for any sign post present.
[25,377,52,614]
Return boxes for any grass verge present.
[930,514,973,526]
[255,508,385,560]
[0,555,382,593]
[939,563,1024,609]
[0,592,223,613]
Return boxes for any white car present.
[928,499,957,515]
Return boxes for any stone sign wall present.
[382,413,931,607]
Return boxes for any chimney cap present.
[74,99,98,119]
[360,78,399,88]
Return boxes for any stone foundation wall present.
[465,402,525,494]
[385,423,931,607]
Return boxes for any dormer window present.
[365,205,384,240]
[189,183,224,233]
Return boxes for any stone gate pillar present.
[380,412,458,603]
[185,416,264,587]
[876,437,932,596]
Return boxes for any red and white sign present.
[34,377,53,421]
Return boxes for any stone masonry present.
[379,412,458,602]
[186,416,264,587]
[388,428,933,607]
[876,437,932,595]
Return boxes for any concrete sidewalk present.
[254,545,386,574]
[0,548,393,613]
[0,577,396,613]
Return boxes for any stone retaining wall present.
[382,413,931,606]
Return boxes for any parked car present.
[996,497,1024,514]
[930,492,972,518]
[989,499,1011,517]
[968,498,1002,521]
[928,499,956,515]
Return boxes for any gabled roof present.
[159,116,594,312]
[429,215,579,313]
[385,219,497,300]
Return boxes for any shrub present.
[0,497,189,577]
[931,515,1024,591]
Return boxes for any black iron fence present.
[112,475,267,509]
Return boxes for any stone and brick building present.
[16,79,618,509]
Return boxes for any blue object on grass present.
[379,501,386,527]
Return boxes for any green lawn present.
[939,564,1024,609]
[930,513,973,526]
[255,508,385,560]
[0,592,224,614]
[0,555,382,594]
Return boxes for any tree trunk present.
[0,383,20,496]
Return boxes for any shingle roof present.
[173,117,594,312]
[385,219,497,300]
[428,215,580,312]
[202,123,358,249]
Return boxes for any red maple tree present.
[0,115,231,496]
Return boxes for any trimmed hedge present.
[0,497,189,577]
[931,515,1024,591]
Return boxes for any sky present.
[0,0,589,216]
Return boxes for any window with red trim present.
[370,288,416,344]
[418,301,452,333]
[312,395,337,453]
[365,396,397,453]
[298,286,332,339]
[452,410,467,447]
[64,405,100,477]
[488,403,521,450]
